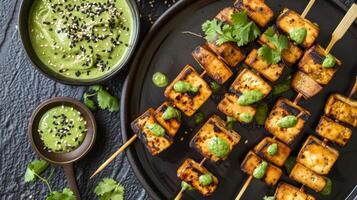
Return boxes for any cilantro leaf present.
[95,178,124,200]
[257,45,281,65]
[25,160,49,182]
[90,85,103,92]
[46,188,76,200]
[231,11,249,26]
[97,89,120,112]
[83,93,97,111]
[202,19,223,43]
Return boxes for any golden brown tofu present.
[131,109,173,156]
[177,158,218,196]
[231,68,272,97]
[316,115,352,146]
[215,7,236,24]
[234,0,274,27]
[292,71,323,99]
[258,26,303,66]
[276,8,319,48]
[298,45,341,85]
[245,49,285,82]
[253,137,291,167]
[190,115,241,162]
[324,94,357,127]
[265,98,310,144]
[164,65,212,117]
[217,93,256,123]
[275,182,316,200]
[241,151,282,186]
[206,42,245,67]
[297,136,339,175]
[289,163,327,192]
[154,102,181,137]
[192,46,233,84]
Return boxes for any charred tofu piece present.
[297,136,339,175]
[289,163,327,192]
[217,93,256,123]
[241,151,282,186]
[154,102,181,137]
[253,137,291,167]
[206,42,245,67]
[192,46,233,84]
[276,8,319,48]
[275,182,316,200]
[190,115,241,162]
[265,98,310,144]
[234,0,274,27]
[245,49,285,82]
[164,65,212,117]
[131,109,173,156]
[215,7,236,24]
[258,26,303,66]
[316,115,352,146]
[292,71,323,99]
[324,94,357,127]
[231,68,272,97]
[298,45,341,85]
[177,158,218,196]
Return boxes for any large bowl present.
[18,0,140,85]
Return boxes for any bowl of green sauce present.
[19,0,140,85]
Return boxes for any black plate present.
[121,0,357,199]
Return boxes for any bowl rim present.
[18,0,141,86]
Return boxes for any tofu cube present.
[164,65,212,117]
[234,0,274,27]
[289,163,327,192]
[192,46,233,84]
[177,158,218,196]
[297,136,339,175]
[258,26,303,66]
[253,137,291,167]
[298,45,341,85]
[265,98,310,144]
[217,93,256,123]
[154,102,181,137]
[291,71,323,99]
[190,115,241,162]
[276,8,319,48]
[275,182,316,200]
[206,42,245,67]
[316,115,352,146]
[230,68,272,97]
[215,7,236,24]
[241,151,282,186]
[324,94,357,127]
[131,108,173,156]
[245,49,285,82]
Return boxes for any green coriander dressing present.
[29,0,134,79]
[38,106,87,153]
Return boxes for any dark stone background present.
[0,0,354,200]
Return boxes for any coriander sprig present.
[94,178,124,200]
[83,85,120,112]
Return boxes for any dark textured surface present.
[0,0,352,200]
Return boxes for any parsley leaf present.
[25,160,49,182]
[258,45,281,65]
[46,188,76,200]
[94,178,124,200]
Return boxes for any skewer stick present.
[293,93,303,105]
[200,71,207,77]
[301,0,316,18]
[235,176,253,200]
[322,138,328,147]
[90,135,138,179]
[174,187,185,200]
[199,157,207,167]
[348,77,357,98]
[325,4,357,54]
[299,185,305,192]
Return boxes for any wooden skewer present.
[301,0,316,18]
[174,187,185,200]
[348,76,357,98]
[90,134,138,179]
[293,93,303,105]
[235,176,253,200]
[325,3,357,54]
[200,71,207,77]
[322,138,328,147]
[299,185,305,192]
[199,157,207,167]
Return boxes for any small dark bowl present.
[28,97,97,164]
[18,0,140,85]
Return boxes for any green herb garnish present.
[194,112,205,124]
[83,85,119,112]
[94,178,124,200]
[25,159,49,182]
[320,177,332,196]
[258,27,289,64]
[254,102,269,125]
[210,81,221,93]
[226,116,236,130]
[272,76,292,96]
[284,156,296,174]
[46,188,76,200]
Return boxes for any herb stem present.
[182,31,203,38]
[34,173,52,193]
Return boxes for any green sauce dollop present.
[173,81,198,93]
[239,112,253,123]
[320,177,332,196]
[152,72,168,87]
[238,90,264,105]
[322,54,336,68]
[267,143,278,156]
[289,28,307,45]
[253,161,268,179]
[199,174,213,186]
[277,115,298,128]
[206,137,229,158]
[145,123,165,137]
[162,106,181,120]
[181,181,194,191]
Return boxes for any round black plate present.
[121,0,357,199]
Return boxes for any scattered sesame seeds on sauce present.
[29,0,133,79]
[38,105,87,153]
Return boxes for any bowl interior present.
[18,0,140,85]
[28,97,97,164]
